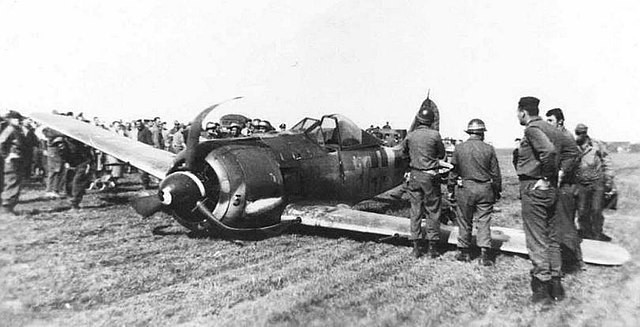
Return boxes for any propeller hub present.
[159,171,207,209]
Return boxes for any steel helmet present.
[465,119,487,134]
[415,107,435,125]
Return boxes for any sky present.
[1,0,639,147]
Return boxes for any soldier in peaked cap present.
[574,123,614,242]
[401,106,446,258]
[514,96,565,304]
[449,119,502,266]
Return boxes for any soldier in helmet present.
[448,119,501,266]
[402,106,446,258]
[228,123,242,138]
[0,110,26,215]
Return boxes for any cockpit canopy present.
[293,114,382,150]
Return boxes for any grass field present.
[1,152,639,326]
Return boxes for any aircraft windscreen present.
[312,114,381,149]
[290,118,319,132]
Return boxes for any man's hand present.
[5,153,19,163]
[446,192,455,202]
[557,169,564,187]
[533,178,551,190]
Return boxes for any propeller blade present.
[131,194,165,217]
[186,96,243,150]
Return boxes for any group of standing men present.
[402,96,614,305]
[1,110,96,215]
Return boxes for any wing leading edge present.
[30,112,174,179]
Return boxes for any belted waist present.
[462,179,491,184]
[410,167,438,172]
[518,175,541,181]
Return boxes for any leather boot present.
[411,240,422,258]
[530,276,552,304]
[479,248,494,266]
[455,248,471,262]
[549,277,565,302]
[425,241,439,258]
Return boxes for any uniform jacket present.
[450,135,502,192]
[515,116,558,181]
[151,125,164,149]
[577,136,613,183]
[402,125,445,171]
[137,127,153,146]
[556,126,580,184]
[0,124,25,159]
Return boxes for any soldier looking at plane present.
[545,108,583,272]
[514,97,564,304]
[136,120,153,189]
[402,106,445,258]
[449,119,501,266]
[151,117,164,150]
[0,110,26,215]
[574,123,614,242]
[54,135,94,210]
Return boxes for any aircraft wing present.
[282,204,631,266]
[29,112,174,179]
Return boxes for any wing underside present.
[30,112,174,179]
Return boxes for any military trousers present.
[552,183,583,270]
[70,161,92,207]
[2,158,23,209]
[406,170,441,241]
[520,179,561,281]
[576,179,605,238]
[46,164,66,194]
[455,180,494,249]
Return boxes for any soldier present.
[56,136,94,210]
[0,111,26,215]
[228,123,242,138]
[545,108,583,271]
[449,119,501,266]
[402,106,445,258]
[514,97,564,304]
[136,120,153,188]
[574,123,614,242]
[151,117,164,150]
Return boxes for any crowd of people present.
[402,96,615,306]
[0,111,288,213]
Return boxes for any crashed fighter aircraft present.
[30,97,630,265]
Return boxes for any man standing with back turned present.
[449,119,501,266]
[402,106,445,258]
[514,97,564,304]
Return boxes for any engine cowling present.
[166,142,287,233]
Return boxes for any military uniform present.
[403,124,445,252]
[551,126,582,270]
[575,133,613,241]
[58,137,94,208]
[137,125,153,188]
[515,115,561,283]
[450,134,501,254]
[0,121,26,213]
[44,129,67,196]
